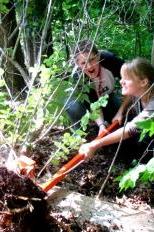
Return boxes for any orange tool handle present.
[96,120,119,139]
[40,153,85,192]
[40,120,119,192]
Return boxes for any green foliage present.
[118,158,154,191]
[118,164,146,191]
[52,130,86,165]
[81,95,109,131]
[43,45,67,68]
[58,0,152,59]
[0,83,43,144]
[136,117,154,140]
[0,68,4,77]
[140,158,154,182]
[0,0,9,13]
[0,57,72,145]
[90,94,109,110]
[62,0,80,21]
[16,0,48,30]
[0,92,12,132]
[77,81,92,104]
[117,116,154,192]
[1,0,153,172]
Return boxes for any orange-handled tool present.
[40,120,119,192]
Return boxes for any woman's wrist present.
[91,139,103,150]
[98,121,109,128]
[98,122,104,126]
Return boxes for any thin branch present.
[11,29,21,60]
[139,139,154,163]
[0,24,7,48]
[8,20,22,42]
[33,70,83,144]
[36,0,53,66]
[0,47,30,87]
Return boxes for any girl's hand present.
[112,111,123,125]
[79,141,98,159]
[98,124,108,136]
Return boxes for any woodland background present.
[0,0,154,191]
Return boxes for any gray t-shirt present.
[127,96,154,136]
[92,67,115,97]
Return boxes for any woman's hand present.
[79,141,99,159]
[112,111,123,125]
[98,124,108,136]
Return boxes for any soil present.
[33,126,154,203]
[0,125,153,231]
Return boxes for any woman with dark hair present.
[79,57,154,158]
[66,40,127,134]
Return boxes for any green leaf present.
[0,0,9,13]
[90,109,100,121]
[137,118,154,130]
[81,110,90,131]
[119,164,146,191]
[0,68,4,77]
[146,157,154,172]
[119,178,135,191]
[136,118,154,140]
[98,94,109,107]
[140,169,151,182]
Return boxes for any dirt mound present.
[0,167,59,232]
[0,167,110,232]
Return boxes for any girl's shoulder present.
[147,95,154,108]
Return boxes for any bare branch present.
[36,0,53,66]
[8,20,22,42]
[0,47,30,87]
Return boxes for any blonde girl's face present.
[120,68,148,97]
[76,52,100,79]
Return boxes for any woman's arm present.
[112,96,132,125]
[95,110,107,135]
[79,125,131,158]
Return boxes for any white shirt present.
[92,67,115,97]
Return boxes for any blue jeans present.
[65,99,87,129]
[65,92,121,129]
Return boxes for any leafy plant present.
[0,53,72,146]
[136,116,154,140]
[118,116,154,192]
[81,94,109,131]
[52,129,86,165]
[118,158,154,191]
[50,94,109,165]
[0,0,9,13]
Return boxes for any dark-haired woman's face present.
[76,52,100,79]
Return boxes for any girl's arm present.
[79,125,131,158]
[112,96,132,125]
[95,110,108,135]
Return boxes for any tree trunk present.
[0,1,27,94]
